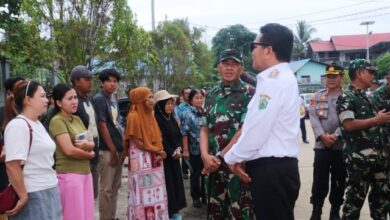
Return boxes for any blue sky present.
[127,0,390,46]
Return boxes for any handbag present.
[0,117,32,214]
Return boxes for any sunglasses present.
[250,42,271,52]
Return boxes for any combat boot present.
[310,204,322,220]
[329,206,341,220]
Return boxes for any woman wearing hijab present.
[123,87,169,220]
[154,90,187,219]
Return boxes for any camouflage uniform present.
[372,84,390,217]
[201,79,255,220]
[373,84,390,162]
[336,85,389,219]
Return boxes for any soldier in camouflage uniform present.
[372,69,390,217]
[336,59,390,220]
[309,64,346,220]
[200,49,255,220]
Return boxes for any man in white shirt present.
[224,23,301,220]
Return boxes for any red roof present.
[309,41,335,52]
[310,33,390,52]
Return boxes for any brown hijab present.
[124,87,163,153]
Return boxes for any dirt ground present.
[95,120,371,220]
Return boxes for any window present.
[301,75,311,83]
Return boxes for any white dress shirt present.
[224,62,300,164]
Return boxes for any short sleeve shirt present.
[201,80,254,154]
[336,85,382,154]
[49,113,90,174]
[180,105,202,155]
[93,90,123,152]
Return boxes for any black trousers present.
[300,118,307,142]
[310,149,346,207]
[189,154,205,200]
[246,157,300,220]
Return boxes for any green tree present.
[211,24,256,73]
[292,20,317,60]
[372,53,390,79]
[150,19,212,93]
[3,0,149,86]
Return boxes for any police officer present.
[336,59,390,219]
[309,64,346,220]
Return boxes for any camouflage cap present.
[219,49,243,63]
[323,64,344,76]
[349,59,377,73]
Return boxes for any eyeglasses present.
[250,42,271,52]
[25,81,31,97]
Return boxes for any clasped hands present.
[201,154,251,183]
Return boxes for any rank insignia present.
[258,94,271,110]
[268,69,280,78]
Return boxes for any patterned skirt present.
[127,140,169,220]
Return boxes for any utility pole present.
[151,0,155,31]
[360,21,375,61]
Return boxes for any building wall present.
[295,61,327,84]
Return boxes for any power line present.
[307,5,390,24]
[243,0,375,25]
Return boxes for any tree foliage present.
[372,52,390,79]
[211,24,256,74]
[150,19,213,93]
[1,1,214,92]
[292,20,317,60]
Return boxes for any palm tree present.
[293,20,317,60]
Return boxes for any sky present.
[127,0,390,46]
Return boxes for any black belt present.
[245,156,297,168]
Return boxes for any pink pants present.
[57,173,94,220]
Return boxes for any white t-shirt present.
[5,115,58,193]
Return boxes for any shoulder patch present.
[258,93,271,110]
[268,69,280,78]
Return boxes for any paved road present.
[96,120,371,219]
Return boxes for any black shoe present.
[303,140,310,144]
[193,199,201,208]
[201,197,207,204]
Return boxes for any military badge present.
[268,69,280,78]
[258,94,271,110]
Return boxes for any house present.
[308,33,390,67]
[289,59,327,93]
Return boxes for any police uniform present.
[201,49,255,220]
[336,59,389,219]
[225,62,301,220]
[308,64,346,220]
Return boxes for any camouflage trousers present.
[205,167,254,220]
[342,150,390,220]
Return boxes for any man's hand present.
[6,195,28,216]
[320,133,336,148]
[201,154,221,175]
[375,109,390,125]
[228,162,251,183]
[109,150,119,167]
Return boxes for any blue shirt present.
[180,105,202,155]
